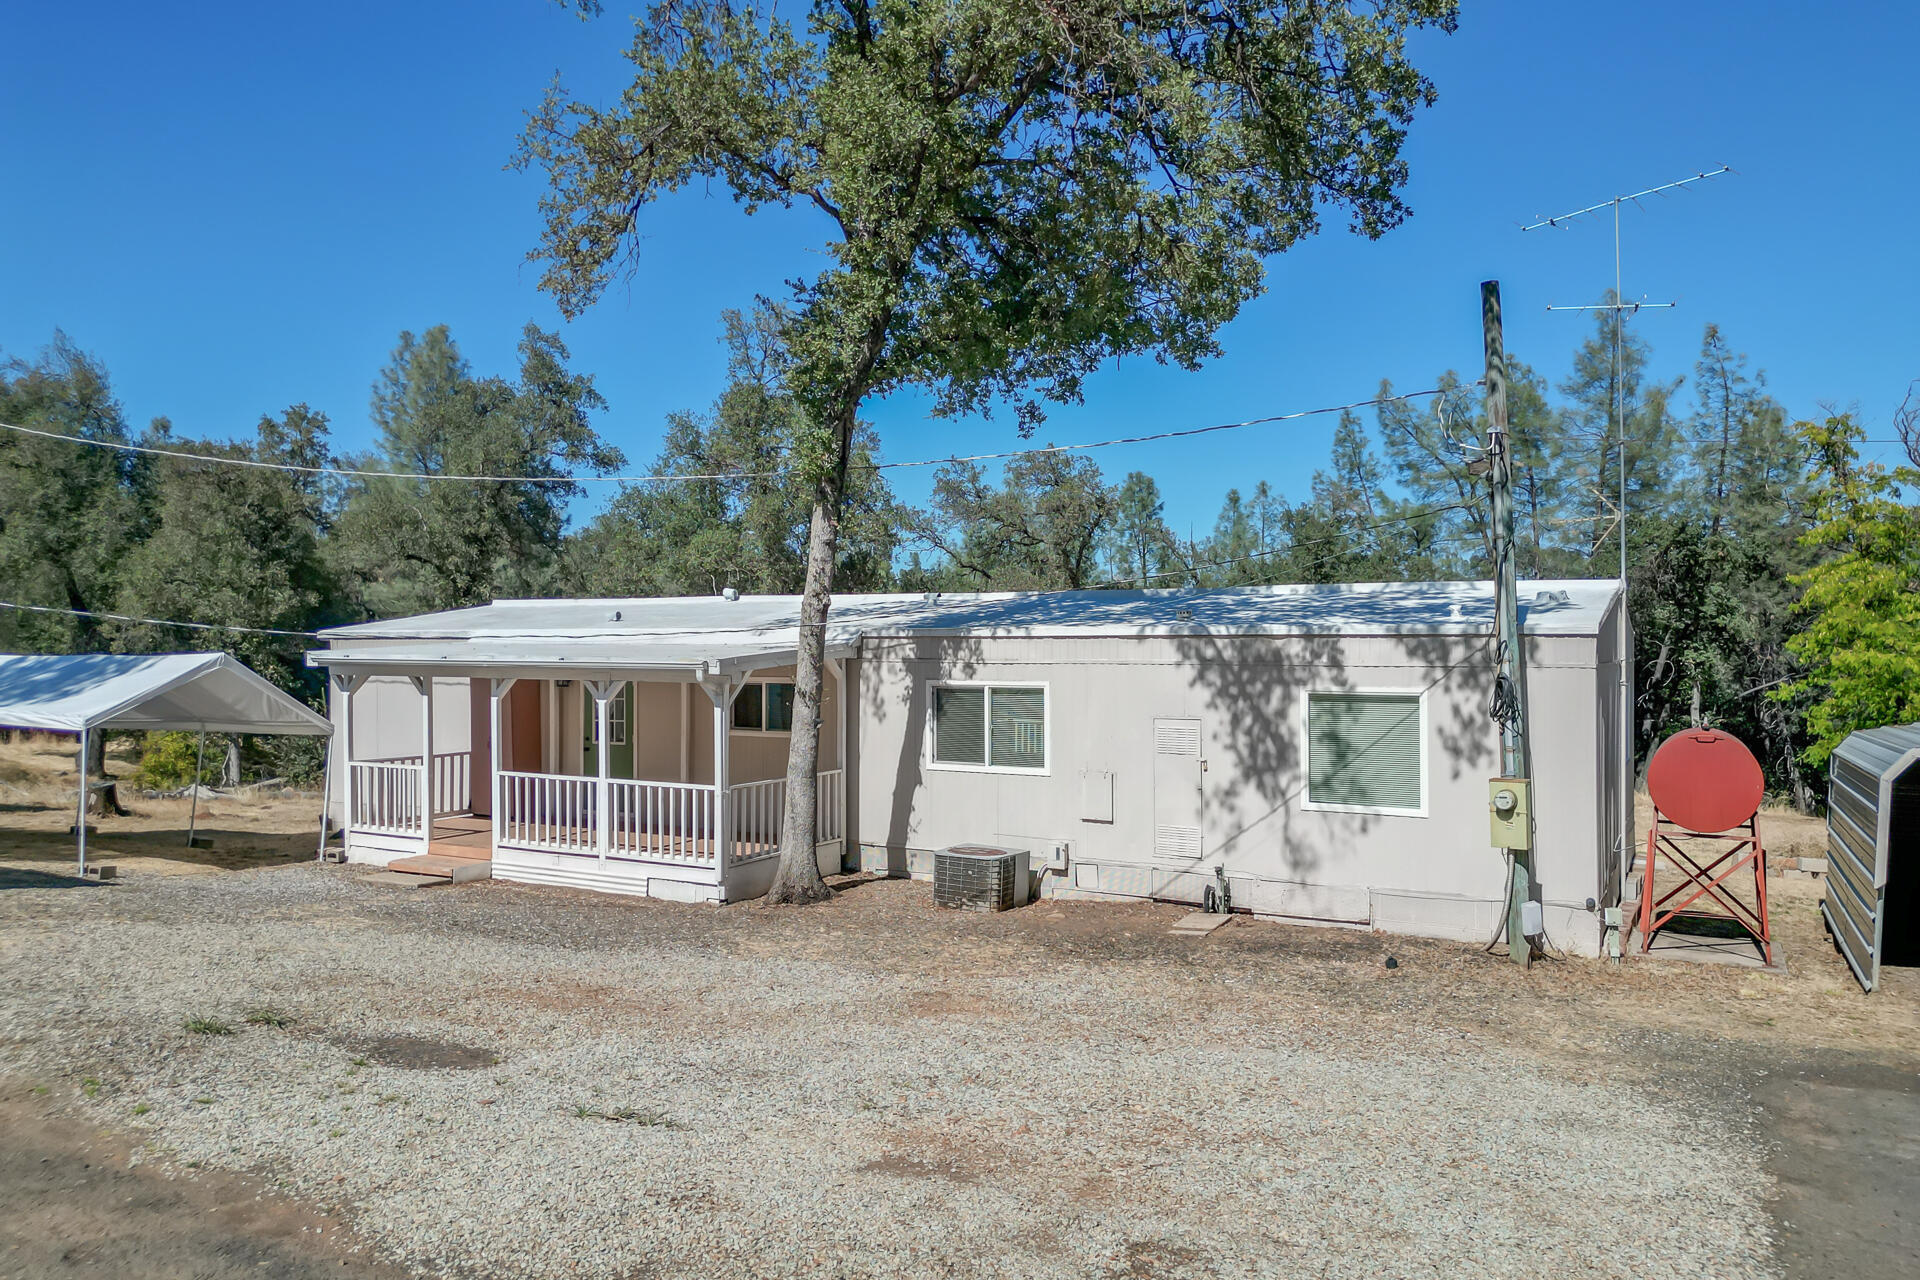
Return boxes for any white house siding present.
[327,674,474,819]
[852,631,1613,956]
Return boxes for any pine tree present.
[1106,471,1180,587]
[1557,300,1685,567]
[333,324,622,616]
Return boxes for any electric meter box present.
[1488,777,1532,850]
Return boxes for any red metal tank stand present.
[1640,812,1772,965]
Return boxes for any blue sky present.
[4,1,1916,539]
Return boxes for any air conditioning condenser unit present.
[933,844,1031,912]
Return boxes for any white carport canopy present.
[0,653,331,874]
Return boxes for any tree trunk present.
[766,415,855,906]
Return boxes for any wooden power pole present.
[1483,280,1534,966]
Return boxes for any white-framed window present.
[587,684,627,746]
[928,682,1049,774]
[732,681,796,734]
[1302,688,1426,816]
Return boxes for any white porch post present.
[490,678,516,852]
[678,683,690,783]
[587,680,618,865]
[410,675,433,853]
[332,673,365,857]
[704,678,733,890]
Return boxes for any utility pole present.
[1483,280,1532,967]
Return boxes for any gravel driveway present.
[0,862,1900,1279]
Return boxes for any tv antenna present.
[1522,163,1733,908]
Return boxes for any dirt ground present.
[0,735,322,876]
[1,733,1916,1278]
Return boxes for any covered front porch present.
[320,649,851,903]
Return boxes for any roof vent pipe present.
[722,587,739,602]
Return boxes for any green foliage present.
[1778,416,1920,768]
[520,1,1460,441]
[332,324,623,615]
[909,452,1119,589]
[566,307,898,595]
[113,405,338,694]
[1105,472,1184,588]
[132,731,223,791]
[0,334,148,654]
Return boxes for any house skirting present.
[859,844,1604,957]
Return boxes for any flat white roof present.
[311,580,1618,676]
[0,652,332,735]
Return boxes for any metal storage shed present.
[1824,724,1920,992]
[0,652,332,875]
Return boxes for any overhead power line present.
[0,500,1487,643]
[0,599,322,638]
[0,386,1453,487]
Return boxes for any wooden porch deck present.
[419,813,782,864]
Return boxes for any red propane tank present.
[1644,728,1765,835]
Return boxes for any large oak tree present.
[519,0,1457,903]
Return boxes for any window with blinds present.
[1306,691,1424,813]
[932,684,1047,771]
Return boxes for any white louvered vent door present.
[1152,717,1204,865]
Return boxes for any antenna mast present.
[1523,164,1733,912]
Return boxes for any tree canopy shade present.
[520,0,1458,902]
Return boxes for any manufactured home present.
[310,579,1629,955]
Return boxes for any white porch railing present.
[430,751,471,816]
[350,760,425,836]
[496,770,597,855]
[361,752,472,818]
[608,779,716,864]
[488,769,845,872]
[728,770,844,865]
[815,769,845,845]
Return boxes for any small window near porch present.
[732,682,796,733]
[587,685,627,746]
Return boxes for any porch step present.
[357,871,446,890]
[387,853,493,884]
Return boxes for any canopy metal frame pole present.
[75,726,90,877]
[315,733,333,861]
[187,728,206,849]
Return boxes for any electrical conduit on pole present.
[1483,280,1534,967]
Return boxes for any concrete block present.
[447,860,492,884]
